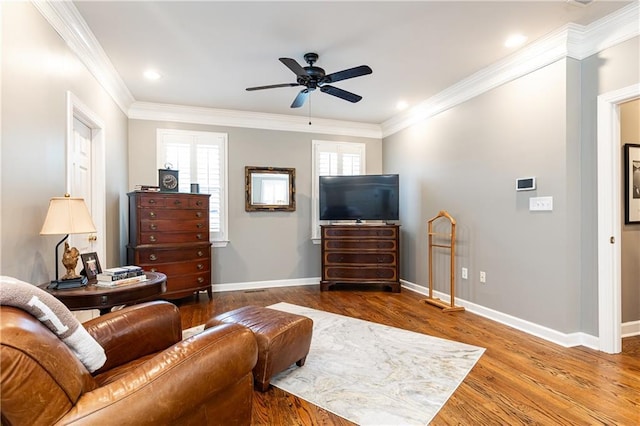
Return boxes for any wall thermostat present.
[516,177,536,191]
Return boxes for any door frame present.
[66,91,107,265]
[597,83,640,354]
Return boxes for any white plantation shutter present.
[311,140,366,240]
[157,129,228,243]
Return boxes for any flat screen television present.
[319,174,399,222]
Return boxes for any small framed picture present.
[624,143,640,224]
[81,252,102,280]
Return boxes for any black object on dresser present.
[127,191,212,300]
[320,224,400,292]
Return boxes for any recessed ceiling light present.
[504,34,528,48]
[396,100,409,111]
[144,69,161,80]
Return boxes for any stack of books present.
[95,266,147,287]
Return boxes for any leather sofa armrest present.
[83,301,182,373]
[58,323,258,425]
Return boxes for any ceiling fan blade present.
[291,89,310,108]
[246,83,299,91]
[320,85,362,103]
[280,57,307,78]
[322,65,372,84]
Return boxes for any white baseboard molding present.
[401,280,599,350]
[622,320,640,338]
[212,277,320,293]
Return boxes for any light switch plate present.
[529,196,553,211]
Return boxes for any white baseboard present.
[401,280,599,350]
[212,277,320,293]
[622,320,640,338]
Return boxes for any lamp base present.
[48,276,88,290]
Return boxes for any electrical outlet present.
[461,267,468,279]
[480,271,486,283]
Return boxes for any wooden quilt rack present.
[421,210,465,313]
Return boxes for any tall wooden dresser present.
[320,224,400,292]
[127,191,212,300]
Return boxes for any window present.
[311,140,366,240]
[157,129,228,245]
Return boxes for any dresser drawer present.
[140,219,207,232]
[323,226,397,239]
[324,252,396,265]
[133,246,210,263]
[136,193,209,210]
[142,258,210,276]
[139,231,209,244]
[164,272,210,294]
[137,209,208,221]
[324,266,397,281]
[324,239,397,251]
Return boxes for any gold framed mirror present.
[245,166,296,212]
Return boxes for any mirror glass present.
[245,167,296,211]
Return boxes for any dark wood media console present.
[320,224,400,292]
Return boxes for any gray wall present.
[1,2,129,283]
[621,99,640,323]
[580,37,640,330]
[383,59,579,332]
[128,120,382,285]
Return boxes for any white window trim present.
[156,128,229,247]
[311,140,366,242]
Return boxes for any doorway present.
[597,84,640,354]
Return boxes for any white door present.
[68,117,97,260]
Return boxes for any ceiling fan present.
[246,53,372,108]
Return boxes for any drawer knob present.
[174,199,182,205]
[196,212,203,218]
[196,234,203,240]
[149,254,157,261]
[149,199,156,204]
[149,235,157,242]
[197,277,204,283]
[197,223,204,228]
[197,264,204,270]
[196,200,202,206]
[149,212,156,218]
[150,224,157,230]
[197,250,204,257]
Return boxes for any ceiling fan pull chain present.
[308,93,312,125]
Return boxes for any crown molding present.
[32,0,135,114]
[382,1,639,138]
[33,0,637,139]
[129,102,383,139]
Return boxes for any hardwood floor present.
[176,285,640,425]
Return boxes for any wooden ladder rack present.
[421,210,465,312]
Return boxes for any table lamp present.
[40,194,97,288]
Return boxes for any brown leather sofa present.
[1,301,258,426]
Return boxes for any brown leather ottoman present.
[205,305,313,392]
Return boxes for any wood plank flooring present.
[175,285,640,425]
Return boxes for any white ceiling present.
[73,1,632,125]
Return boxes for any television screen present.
[319,174,399,222]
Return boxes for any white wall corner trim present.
[211,277,320,293]
[32,0,135,114]
[381,1,640,138]
[129,102,382,139]
[400,280,599,350]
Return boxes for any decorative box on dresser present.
[320,224,400,292]
[127,191,212,300]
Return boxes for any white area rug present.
[268,302,485,426]
[181,303,485,425]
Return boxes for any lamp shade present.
[40,196,97,235]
